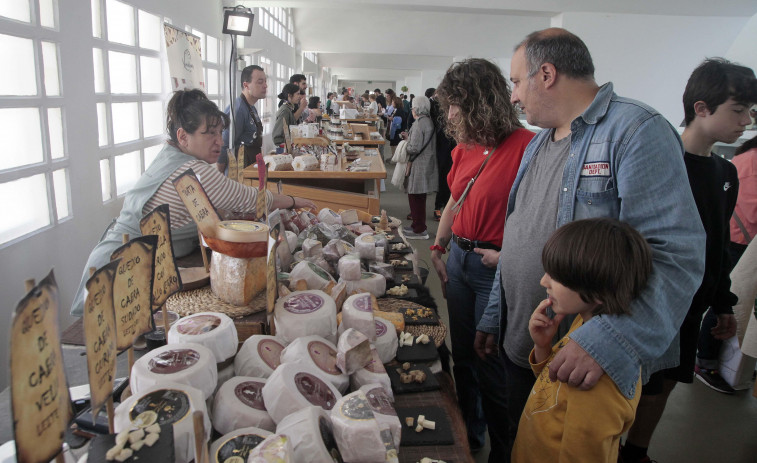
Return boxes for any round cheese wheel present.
[262,363,343,424]
[359,383,401,450]
[330,391,385,463]
[355,233,377,259]
[131,342,218,400]
[209,427,272,463]
[341,272,386,298]
[167,312,238,363]
[213,377,276,434]
[235,335,286,378]
[246,433,293,462]
[342,293,376,341]
[279,336,349,393]
[216,221,269,243]
[274,406,342,463]
[349,348,393,401]
[274,290,338,344]
[288,261,335,291]
[374,317,398,364]
[114,381,210,463]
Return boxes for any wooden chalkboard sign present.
[256,152,268,223]
[10,271,72,463]
[227,146,238,183]
[110,235,157,350]
[139,204,183,307]
[83,261,119,421]
[172,168,221,239]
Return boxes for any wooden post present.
[198,228,209,273]
[89,267,116,434]
[193,410,208,463]
[161,304,170,337]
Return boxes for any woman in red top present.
[431,59,534,462]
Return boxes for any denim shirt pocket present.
[574,176,619,219]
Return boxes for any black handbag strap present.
[407,120,434,162]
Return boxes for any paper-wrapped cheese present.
[274,290,338,344]
[279,336,349,393]
[247,433,293,462]
[264,154,294,171]
[114,382,210,463]
[350,348,393,401]
[275,407,342,463]
[212,377,275,434]
[355,233,377,259]
[234,335,285,378]
[217,360,235,392]
[336,328,372,375]
[330,391,386,463]
[341,293,377,341]
[262,363,342,424]
[131,342,218,400]
[167,312,238,363]
[341,272,386,298]
[317,208,342,226]
[302,238,323,259]
[359,384,401,450]
[337,254,362,281]
[368,262,395,281]
[374,317,398,364]
[210,427,272,463]
[288,261,335,291]
[285,230,298,252]
[292,154,318,171]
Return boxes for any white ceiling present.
[239,0,757,82]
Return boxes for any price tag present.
[83,260,119,418]
[140,204,182,306]
[10,271,72,463]
[172,169,221,239]
[110,235,157,350]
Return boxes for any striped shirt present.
[143,159,273,228]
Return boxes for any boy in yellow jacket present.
[511,218,653,462]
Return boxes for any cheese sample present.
[264,154,294,171]
[247,434,293,462]
[339,209,360,225]
[114,382,210,463]
[210,427,272,463]
[341,272,386,298]
[167,312,238,363]
[359,384,401,450]
[274,290,338,344]
[262,363,342,424]
[330,280,347,313]
[301,238,323,259]
[337,254,362,281]
[212,376,276,434]
[341,293,377,341]
[210,252,267,306]
[350,348,393,401]
[234,335,286,378]
[131,342,218,400]
[374,317,399,363]
[279,336,349,393]
[355,233,377,259]
[275,406,342,463]
[215,220,268,243]
[292,154,319,171]
[330,391,386,463]
[288,261,335,291]
[317,208,342,226]
[285,230,298,252]
[336,328,372,375]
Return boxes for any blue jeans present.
[502,350,536,453]
[446,241,509,462]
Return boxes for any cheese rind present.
[212,376,276,434]
[247,433,293,462]
[288,261,335,291]
[215,220,269,243]
[359,384,402,450]
[274,290,338,344]
[262,363,343,424]
[279,336,349,393]
[234,335,286,378]
[336,328,372,375]
[374,317,399,363]
[341,272,386,298]
[131,342,218,400]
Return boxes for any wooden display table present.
[242,155,387,215]
[323,114,381,124]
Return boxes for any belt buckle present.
[458,235,474,252]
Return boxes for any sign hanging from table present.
[164,23,204,92]
[140,204,183,307]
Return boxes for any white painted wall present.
[726,13,757,72]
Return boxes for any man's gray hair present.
[411,95,431,116]
[515,29,595,80]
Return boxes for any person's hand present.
[400,131,408,140]
[548,340,605,390]
[294,197,317,211]
[711,314,737,340]
[474,331,498,360]
[299,93,308,105]
[529,299,564,350]
[430,250,447,298]
[473,248,499,268]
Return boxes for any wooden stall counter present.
[242,154,387,215]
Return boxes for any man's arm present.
[558,115,706,398]
[474,265,502,359]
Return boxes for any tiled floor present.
[379,160,757,463]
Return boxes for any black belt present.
[452,234,500,252]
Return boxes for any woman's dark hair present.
[166,89,229,143]
[541,218,653,316]
[278,83,300,101]
[736,133,757,156]
[435,58,522,147]
[308,96,321,109]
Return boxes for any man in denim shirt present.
[473,28,705,455]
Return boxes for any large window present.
[0,0,69,246]
[258,6,293,48]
